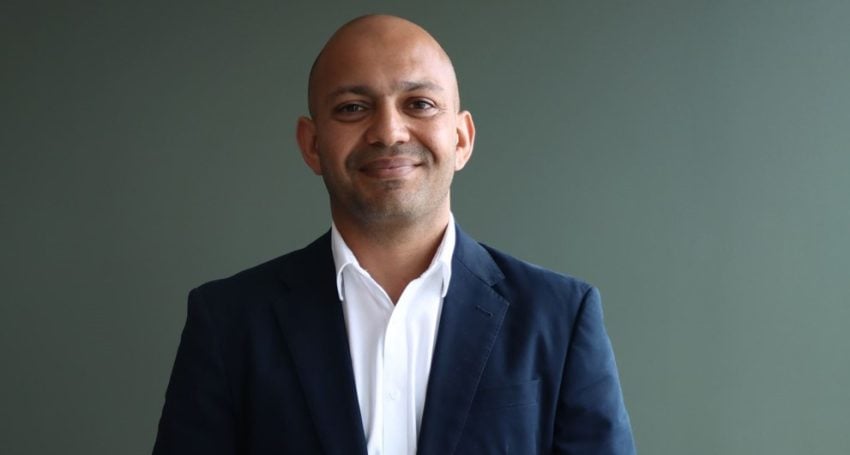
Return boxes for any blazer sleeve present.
[553,286,636,454]
[153,288,239,455]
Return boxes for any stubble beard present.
[326,143,454,229]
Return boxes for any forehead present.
[309,24,458,110]
[320,40,452,92]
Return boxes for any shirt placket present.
[381,286,414,455]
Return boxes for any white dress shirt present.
[331,215,455,455]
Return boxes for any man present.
[154,14,635,455]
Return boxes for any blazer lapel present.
[271,233,368,455]
[417,227,509,455]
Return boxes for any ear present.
[296,116,322,175]
[454,110,475,171]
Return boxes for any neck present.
[334,210,450,303]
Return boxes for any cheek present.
[421,123,459,156]
[328,121,366,141]
[316,137,355,169]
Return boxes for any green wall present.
[3,1,848,453]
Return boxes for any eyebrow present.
[327,80,444,101]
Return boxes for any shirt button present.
[388,389,400,400]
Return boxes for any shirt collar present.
[331,214,456,301]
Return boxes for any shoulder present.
[481,243,594,303]
[460,238,600,328]
[454,226,596,309]
[190,232,332,307]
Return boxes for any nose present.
[365,103,410,147]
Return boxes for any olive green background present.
[3,1,848,453]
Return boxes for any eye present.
[336,103,367,113]
[406,99,440,118]
[332,102,370,121]
[408,99,436,110]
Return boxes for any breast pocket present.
[461,379,543,453]
[471,379,541,413]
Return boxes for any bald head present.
[307,15,460,117]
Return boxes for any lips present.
[359,158,420,178]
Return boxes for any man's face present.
[297,18,474,230]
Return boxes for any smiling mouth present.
[359,158,421,178]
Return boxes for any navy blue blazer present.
[153,227,635,454]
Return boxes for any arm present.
[553,286,636,454]
[153,288,239,455]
